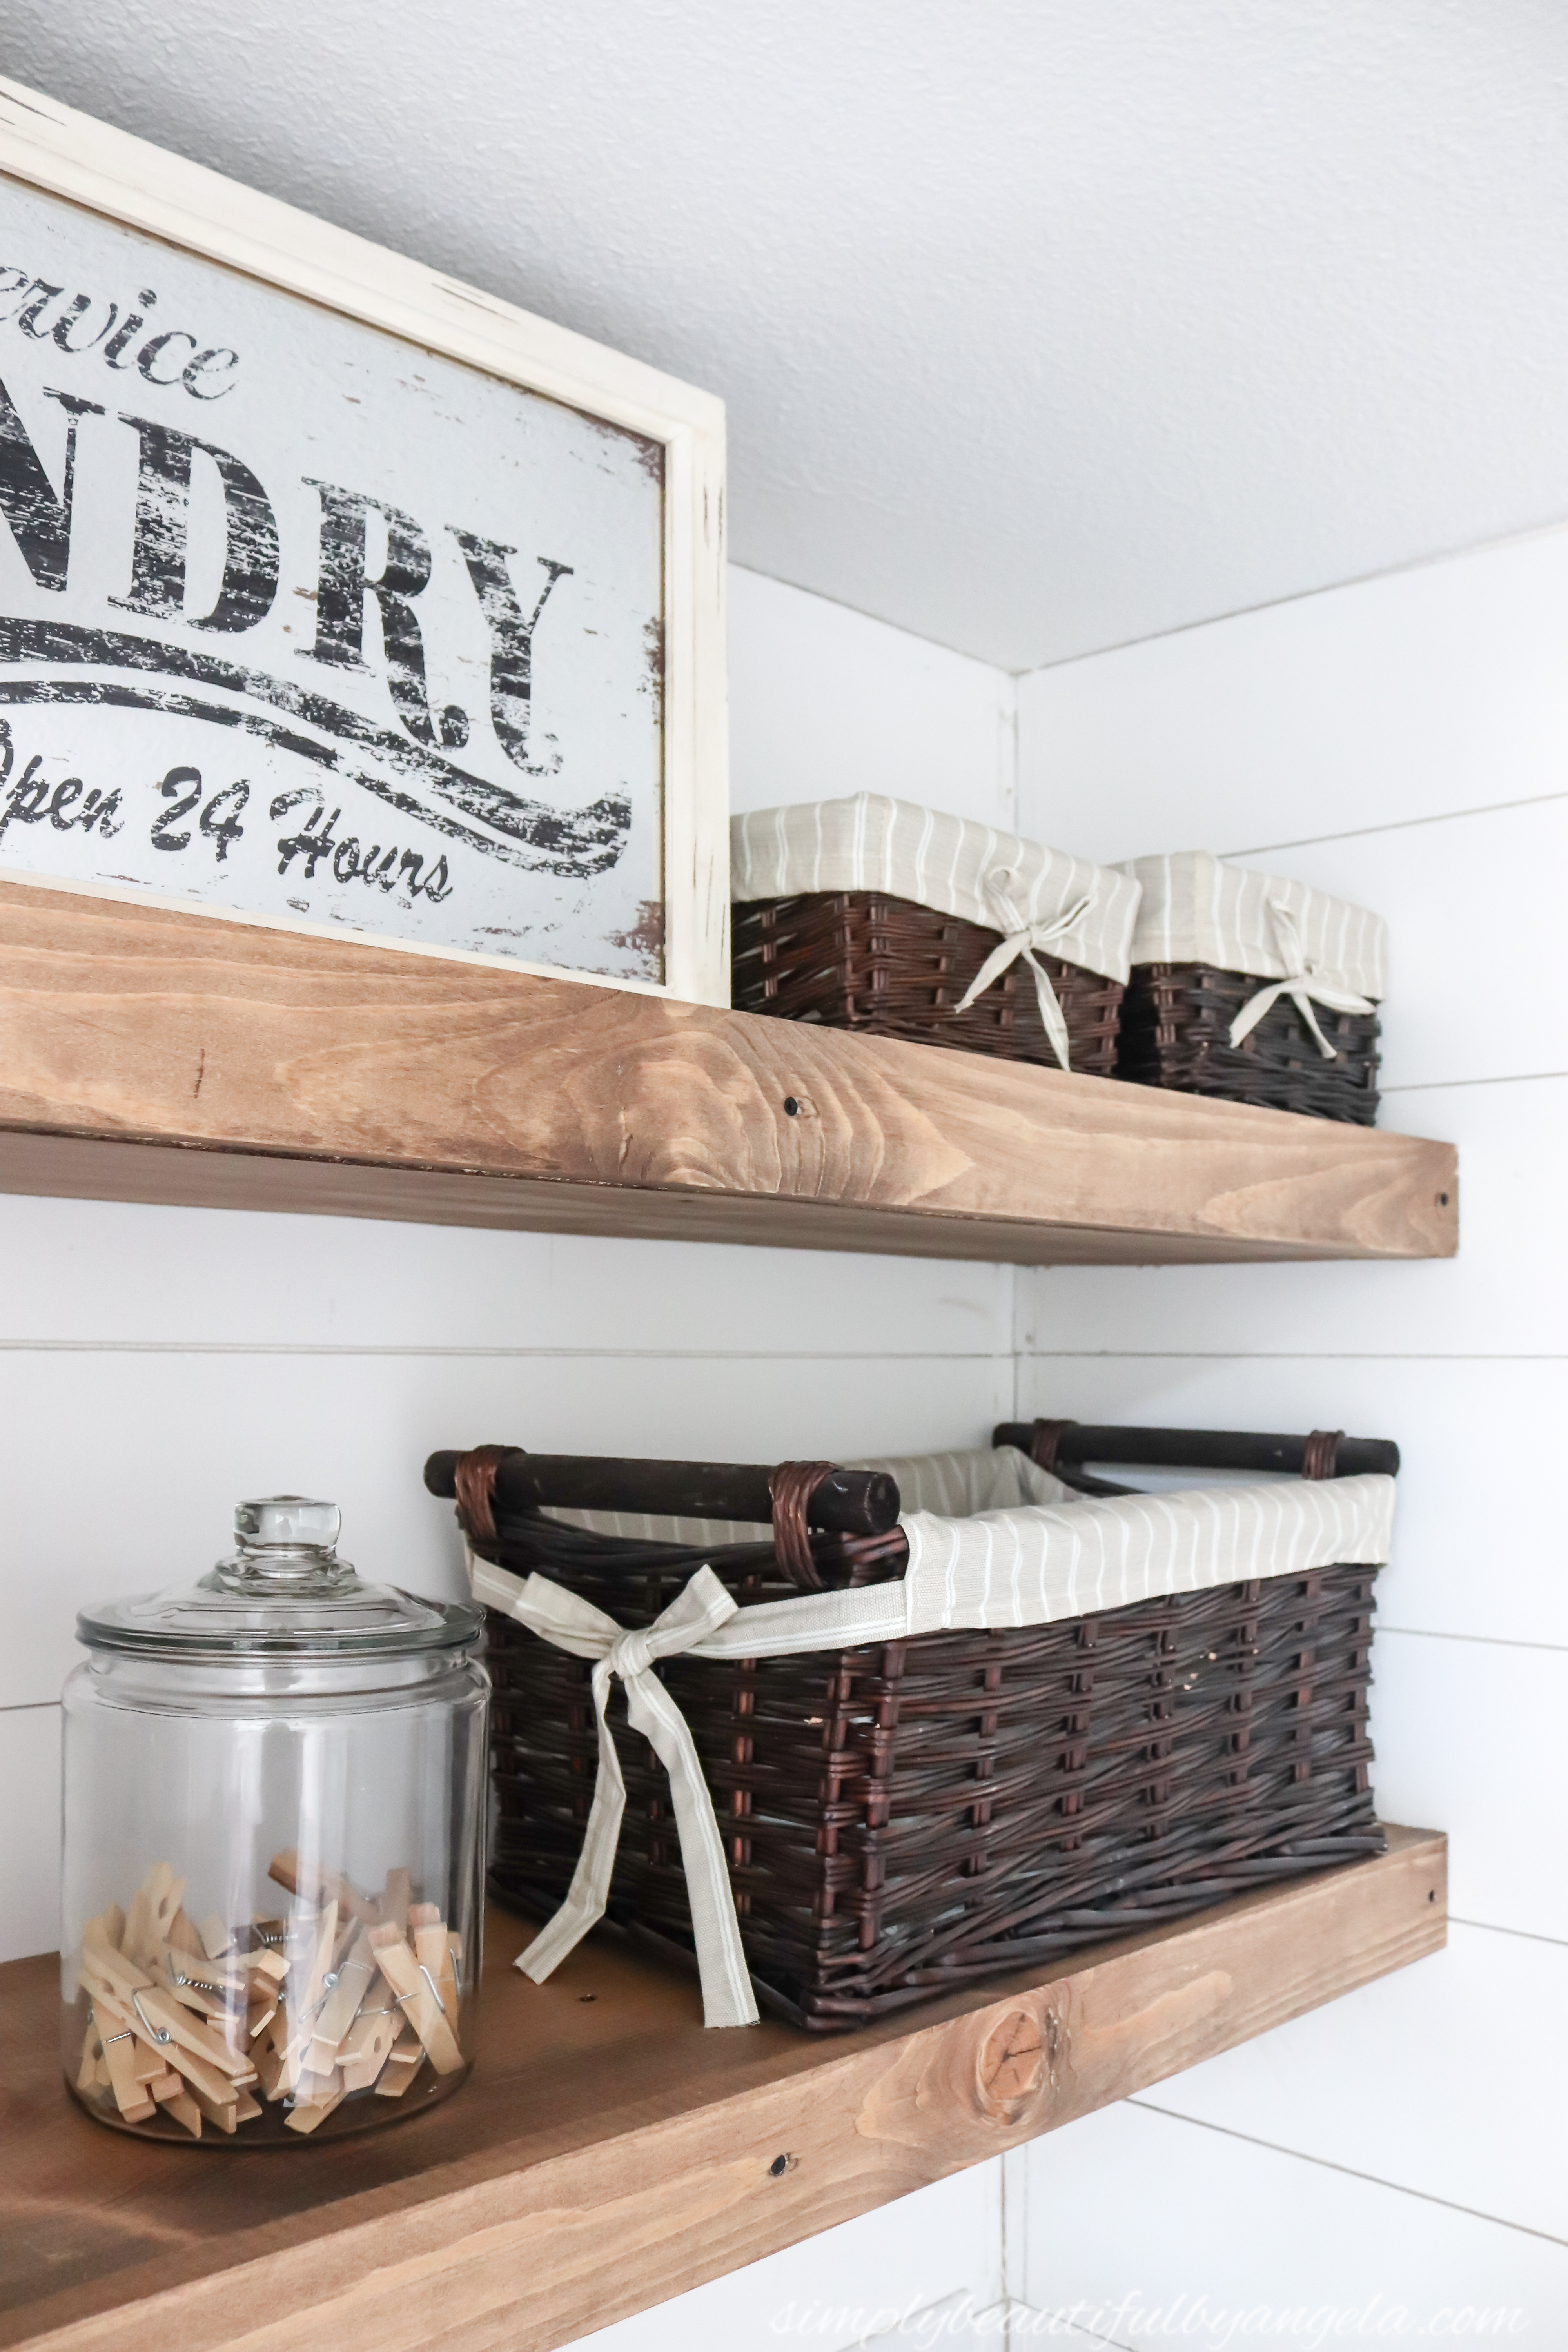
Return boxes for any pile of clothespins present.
[73,1850,464,2139]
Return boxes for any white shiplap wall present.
[0,566,1017,2351]
[0,564,1020,1963]
[12,531,1565,2347]
[1008,525,1568,2340]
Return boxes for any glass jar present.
[60,1497,488,2145]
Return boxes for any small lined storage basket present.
[449,1431,1389,2031]
[1117,852,1386,1123]
[731,795,1142,1074]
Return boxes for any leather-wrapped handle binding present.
[766,1460,837,1591]
[425,1448,902,1542]
[991,1420,1399,1480]
[450,1443,510,1547]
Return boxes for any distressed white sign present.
[0,181,666,983]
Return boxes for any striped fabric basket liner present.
[730,794,1142,1075]
[450,1429,1391,2032]
[1116,852,1387,1124]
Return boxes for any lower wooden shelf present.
[0,1827,1445,2352]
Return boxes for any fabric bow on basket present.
[953,886,1095,1071]
[1228,902,1376,1061]
[475,1561,760,2029]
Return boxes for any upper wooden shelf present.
[0,884,1457,1265]
[0,1828,1445,2352]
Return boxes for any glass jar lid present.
[78,1497,482,1657]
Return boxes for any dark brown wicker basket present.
[457,1444,1383,2031]
[1118,962,1381,1124]
[732,890,1124,1074]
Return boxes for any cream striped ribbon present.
[953,886,1096,1070]
[1229,903,1377,1061]
[485,1562,760,2029]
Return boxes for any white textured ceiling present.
[7,3,1568,668]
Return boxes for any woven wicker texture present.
[1118,961,1381,1125]
[731,889,1125,1073]
[481,1510,1381,2029]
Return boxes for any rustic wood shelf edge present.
[0,1828,1446,2352]
[0,886,1457,1265]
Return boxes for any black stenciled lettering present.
[150,764,203,852]
[396,848,453,903]
[271,786,341,878]
[0,751,49,841]
[300,485,374,673]
[301,480,468,751]
[102,294,155,370]
[0,720,123,842]
[77,786,123,839]
[0,377,105,592]
[50,295,120,355]
[268,784,451,901]
[111,417,188,619]
[136,331,199,387]
[199,779,249,862]
[183,348,238,402]
[0,274,238,400]
[46,776,84,828]
[450,534,571,775]
[1,764,123,842]
[15,282,65,339]
[113,414,280,633]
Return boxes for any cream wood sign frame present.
[0,78,729,1005]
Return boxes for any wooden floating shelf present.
[0,884,1457,1265]
[0,1829,1445,2352]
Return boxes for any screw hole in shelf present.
[783,1097,800,1116]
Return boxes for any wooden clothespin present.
[199,1912,234,1961]
[167,1908,205,1959]
[283,2080,344,2134]
[368,1921,463,2074]
[410,1904,460,2019]
[122,1864,185,1969]
[379,1866,412,1933]
[307,1927,377,2075]
[336,2001,402,2093]
[268,1850,379,1927]
[372,2022,424,2096]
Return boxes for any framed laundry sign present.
[0,78,728,1003]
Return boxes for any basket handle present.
[428,1449,899,1535]
[1025,1419,1132,1497]
[993,1419,1395,1480]
[441,1445,866,1589]
[768,1461,841,1591]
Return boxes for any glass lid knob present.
[234,1496,341,1555]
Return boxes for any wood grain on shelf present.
[0,1828,1446,2352]
[0,884,1456,1265]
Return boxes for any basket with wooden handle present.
[427,1421,1392,2031]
